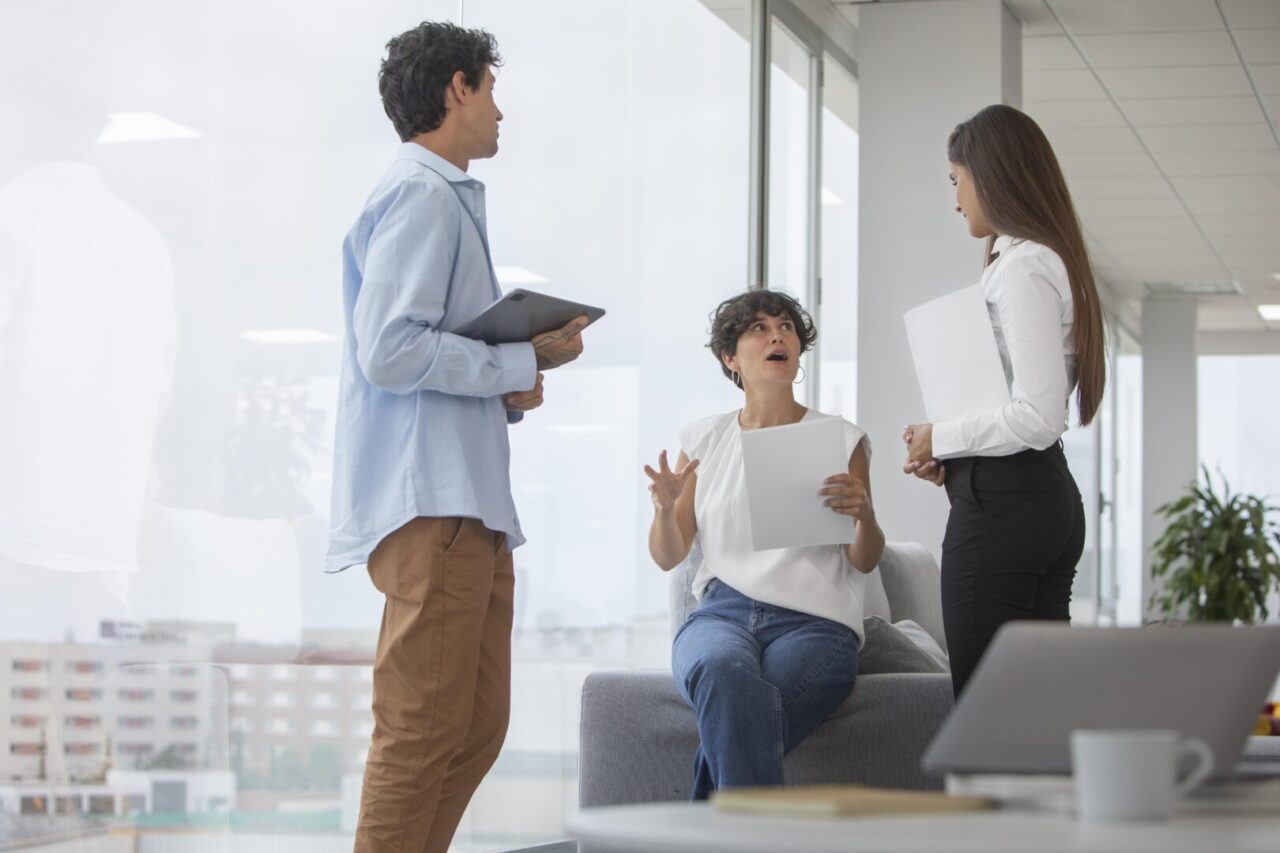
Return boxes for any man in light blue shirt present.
[329,21,586,853]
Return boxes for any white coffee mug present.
[1070,729,1214,822]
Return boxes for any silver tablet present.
[455,288,606,345]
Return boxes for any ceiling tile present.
[1045,125,1145,153]
[1155,150,1280,176]
[1198,303,1267,331]
[1221,0,1280,30]
[1072,31,1239,68]
[1084,216,1202,237]
[1236,276,1280,292]
[1220,250,1280,266]
[1005,0,1065,36]
[1069,175,1178,199]
[1225,277,1280,299]
[1124,261,1232,279]
[1075,196,1190,217]
[1024,68,1110,100]
[1024,99,1128,127]
[1207,232,1280,253]
[1059,152,1162,176]
[1184,195,1280,215]
[1194,214,1280,237]
[1120,96,1268,126]
[1098,234,1214,256]
[1050,0,1227,35]
[1099,65,1254,99]
[1172,174,1280,199]
[1091,261,1137,280]
[1024,36,1089,71]
[1234,29,1280,64]
[1250,64,1280,95]
[1138,122,1279,151]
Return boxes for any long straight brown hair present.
[948,104,1106,426]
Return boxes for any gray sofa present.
[579,542,956,808]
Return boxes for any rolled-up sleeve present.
[932,251,1070,459]
[352,181,536,397]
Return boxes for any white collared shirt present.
[931,234,1076,459]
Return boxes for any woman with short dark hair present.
[903,104,1105,698]
[645,289,885,800]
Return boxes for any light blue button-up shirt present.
[327,143,537,572]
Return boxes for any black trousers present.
[941,442,1085,698]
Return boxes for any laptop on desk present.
[922,624,1280,780]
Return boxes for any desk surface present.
[567,802,1280,853]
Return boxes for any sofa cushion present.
[859,616,948,674]
[876,542,947,652]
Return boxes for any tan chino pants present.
[354,517,514,853]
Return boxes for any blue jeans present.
[671,579,860,800]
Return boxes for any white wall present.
[856,0,1021,551]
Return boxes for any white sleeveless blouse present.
[677,409,871,642]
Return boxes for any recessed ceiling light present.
[495,266,547,285]
[95,112,201,144]
[241,329,338,344]
[1259,305,1280,322]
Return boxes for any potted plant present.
[1149,466,1280,624]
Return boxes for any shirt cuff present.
[497,342,538,393]
[931,420,966,460]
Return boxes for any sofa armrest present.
[580,671,698,807]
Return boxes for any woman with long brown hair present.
[902,104,1106,698]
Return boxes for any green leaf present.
[1150,469,1280,624]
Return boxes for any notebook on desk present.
[712,784,994,818]
[922,624,1280,781]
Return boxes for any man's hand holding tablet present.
[532,315,588,370]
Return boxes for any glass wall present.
[1198,355,1280,502]
[0,0,758,849]
[816,56,860,423]
[1112,327,1145,626]
[767,19,815,402]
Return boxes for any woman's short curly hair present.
[378,22,502,142]
[708,290,817,388]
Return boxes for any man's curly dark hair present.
[378,22,503,142]
[708,290,817,389]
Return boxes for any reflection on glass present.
[1,0,753,849]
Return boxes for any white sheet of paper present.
[903,285,1011,423]
[739,417,853,552]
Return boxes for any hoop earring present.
[731,370,741,388]
[794,365,806,385]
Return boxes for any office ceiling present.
[837,0,1280,349]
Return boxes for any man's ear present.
[446,70,470,107]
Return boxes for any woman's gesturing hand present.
[819,473,874,523]
[643,450,699,512]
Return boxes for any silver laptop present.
[922,623,1280,779]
